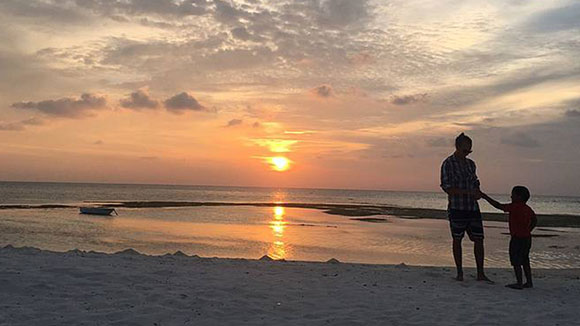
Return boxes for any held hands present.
[471,189,483,200]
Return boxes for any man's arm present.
[480,192,507,211]
[472,161,482,200]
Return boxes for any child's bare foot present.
[523,282,533,288]
[506,283,523,290]
[476,275,494,284]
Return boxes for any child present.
[481,186,538,289]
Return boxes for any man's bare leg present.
[474,239,493,283]
[453,238,463,281]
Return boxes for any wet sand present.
[3,201,580,228]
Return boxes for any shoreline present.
[2,245,579,325]
[2,201,580,228]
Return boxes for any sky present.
[0,0,579,196]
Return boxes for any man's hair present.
[455,132,472,148]
[512,186,531,202]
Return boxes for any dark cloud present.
[94,140,104,145]
[312,85,333,98]
[226,119,243,127]
[391,94,427,106]
[120,89,159,109]
[526,3,580,33]
[0,117,43,131]
[231,27,251,41]
[252,121,261,128]
[11,93,107,118]
[163,92,205,112]
[317,0,371,27]
[75,0,209,17]
[565,109,580,118]
[0,0,88,24]
[500,132,540,148]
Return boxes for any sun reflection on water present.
[268,206,288,260]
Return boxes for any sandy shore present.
[1,246,579,325]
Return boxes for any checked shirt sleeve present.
[440,159,453,191]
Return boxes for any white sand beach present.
[1,246,579,326]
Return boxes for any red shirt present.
[503,202,536,237]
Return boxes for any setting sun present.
[269,157,291,172]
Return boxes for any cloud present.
[11,93,107,118]
[500,132,540,148]
[565,110,580,118]
[312,85,333,98]
[226,119,243,127]
[231,27,251,41]
[526,3,580,33]
[0,117,43,131]
[120,89,159,109]
[316,0,371,28]
[391,94,427,106]
[163,92,205,113]
[76,0,209,18]
[426,137,452,147]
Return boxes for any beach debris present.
[67,249,86,256]
[396,262,408,269]
[173,251,188,257]
[115,248,141,256]
[3,244,15,249]
[259,255,274,261]
[349,217,389,223]
[326,258,340,264]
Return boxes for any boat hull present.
[79,207,116,216]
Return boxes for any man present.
[440,133,492,283]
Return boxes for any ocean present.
[1,182,579,268]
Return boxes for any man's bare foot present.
[523,282,533,288]
[506,283,523,290]
[455,273,464,281]
[476,275,495,284]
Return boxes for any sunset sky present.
[1,0,579,195]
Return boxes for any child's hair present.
[455,132,472,148]
[512,186,531,202]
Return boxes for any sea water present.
[1,182,579,268]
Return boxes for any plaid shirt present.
[440,154,480,211]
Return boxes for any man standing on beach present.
[440,133,493,283]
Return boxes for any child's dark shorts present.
[448,209,484,241]
[509,236,532,266]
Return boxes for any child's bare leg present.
[506,265,523,289]
[453,238,463,281]
[523,263,533,288]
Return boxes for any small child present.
[481,186,538,290]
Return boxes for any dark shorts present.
[448,209,484,241]
[509,236,532,266]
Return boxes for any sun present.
[269,156,291,172]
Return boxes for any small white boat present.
[79,207,118,216]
